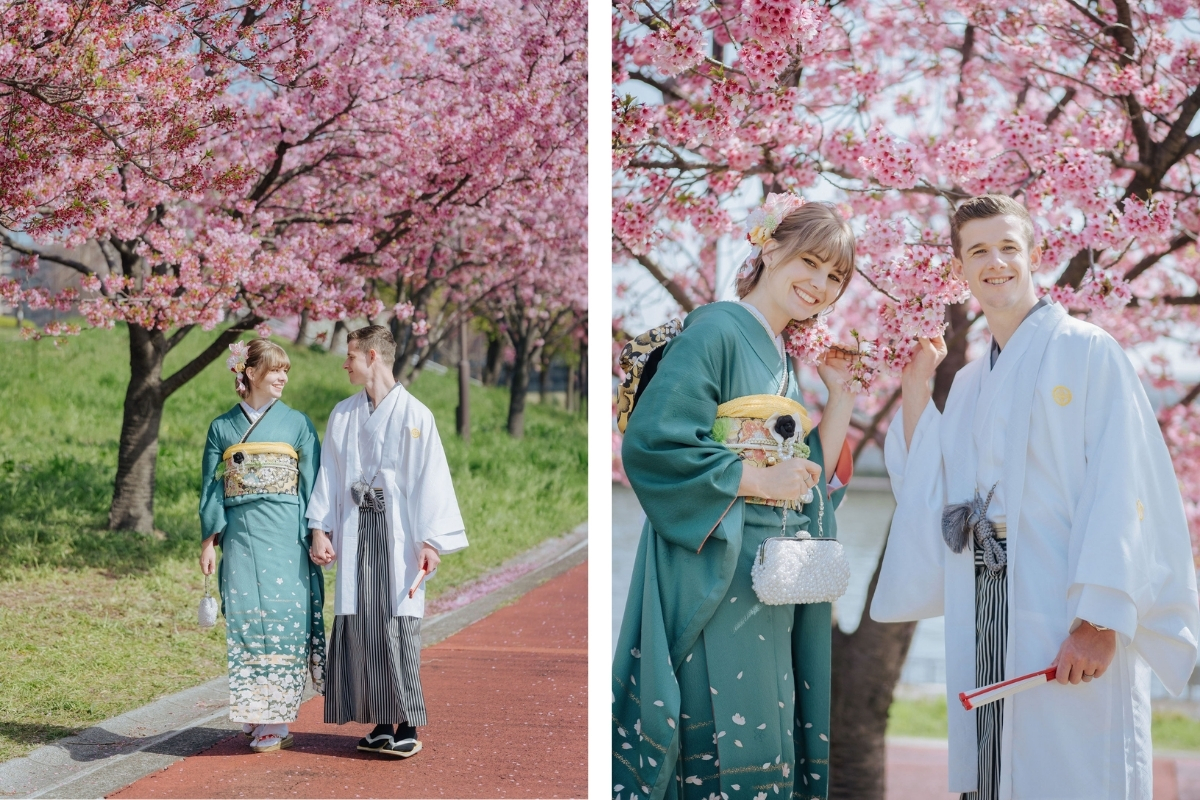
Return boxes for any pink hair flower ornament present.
[739,192,807,279]
[227,341,249,393]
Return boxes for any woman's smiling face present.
[759,243,847,323]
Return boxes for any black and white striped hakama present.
[962,538,1007,800]
[324,490,427,727]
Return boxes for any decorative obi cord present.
[712,394,814,511]
[221,442,300,500]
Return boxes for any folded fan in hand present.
[408,568,428,599]
[959,667,1057,711]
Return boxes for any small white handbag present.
[198,574,218,628]
[750,477,851,606]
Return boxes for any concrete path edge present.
[0,523,588,800]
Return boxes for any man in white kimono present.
[870,194,1199,799]
[307,325,468,758]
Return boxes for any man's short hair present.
[347,325,396,365]
[950,194,1037,259]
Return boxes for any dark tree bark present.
[108,325,169,533]
[565,357,576,412]
[506,332,533,438]
[829,560,918,800]
[538,348,551,405]
[482,333,503,386]
[330,319,347,355]
[293,308,309,346]
[827,299,971,798]
[109,317,261,532]
[578,338,587,413]
[456,319,470,443]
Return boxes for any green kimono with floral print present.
[614,302,847,800]
[200,401,326,724]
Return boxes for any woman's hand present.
[816,345,856,399]
[200,536,217,576]
[740,458,822,501]
[309,529,336,566]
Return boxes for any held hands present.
[309,529,337,566]
[1051,621,1117,685]
[740,458,822,502]
[199,536,216,576]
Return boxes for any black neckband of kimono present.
[238,399,277,443]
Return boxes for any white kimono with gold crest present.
[306,384,468,617]
[871,300,1199,799]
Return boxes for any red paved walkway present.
[886,739,1200,799]
[111,562,587,799]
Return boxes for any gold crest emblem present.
[411,427,421,438]
[1052,386,1072,406]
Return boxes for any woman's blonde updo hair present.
[736,201,856,304]
[236,339,291,398]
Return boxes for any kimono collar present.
[727,301,787,374]
[989,296,1049,369]
[367,381,403,415]
[239,398,277,423]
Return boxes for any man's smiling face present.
[953,213,1040,315]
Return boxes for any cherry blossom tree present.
[477,183,588,436]
[614,1,1200,795]
[1,0,585,533]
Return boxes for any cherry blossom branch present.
[161,316,264,399]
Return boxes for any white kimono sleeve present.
[306,422,341,536]
[405,413,468,556]
[1066,337,1199,694]
[870,401,948,622]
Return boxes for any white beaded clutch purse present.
[750,482,851,606]
[198,574,218,628]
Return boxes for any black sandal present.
[356,728,396,753]
[379,736,422,758]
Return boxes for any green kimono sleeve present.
[294,413,321,542]
[621,317,743,552]
[199,421,227,542]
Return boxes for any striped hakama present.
[962,538,1007,800]
[324,490,427,727]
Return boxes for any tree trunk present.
[507,334,532,438]
[565,358,576,412]
[108,318,262,533]
[457,318,470,443]
[294,308,309,346]
[108,324,168,532]
[538,349,551,405]
[578,339,587,413]
[331,319,348,354]
[826,300,972,797]
[483,333,503,386]
[828,556,918,799]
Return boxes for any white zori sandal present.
[250,724,294,753]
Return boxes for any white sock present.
[255,723,288,740]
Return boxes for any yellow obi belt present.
[222,442,299,499]
[712,394,814,510]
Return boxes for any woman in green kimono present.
[199,338,326,754]
[614,198,860,800]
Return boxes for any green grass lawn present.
[0,324,586,762]
[888,697,1200,751]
